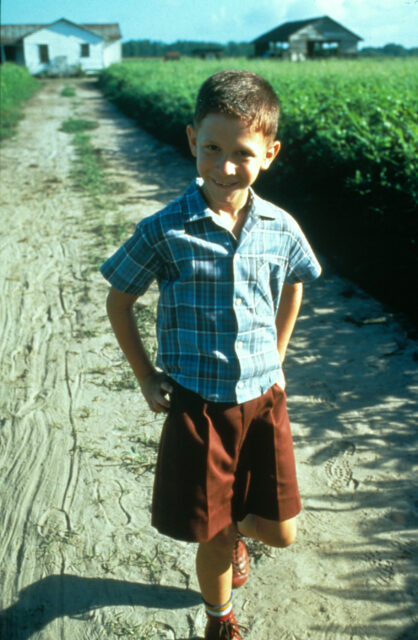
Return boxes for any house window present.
[81,44,90,57]
[39,45,49,64]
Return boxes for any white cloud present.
[209,6,229,26]
[243,0,417,46]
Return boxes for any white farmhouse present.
[0,18,122,75]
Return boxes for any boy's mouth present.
[213,179,239,189]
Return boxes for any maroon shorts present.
[151,381,301,542]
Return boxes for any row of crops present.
[99,58,417,320]
[0,63,40,140]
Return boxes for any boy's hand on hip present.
[140,372,173,413]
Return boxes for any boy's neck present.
[201,184,250,219]
[201,185,251,240]
[226,206,248,240]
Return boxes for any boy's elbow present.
[288,281,303,294]
[280,281,303,303]
[106,286,138,314]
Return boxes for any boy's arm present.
[106,286,172,413]
[275,282,304,365]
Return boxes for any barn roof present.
[253,16,362,43]
[0,19,121,45]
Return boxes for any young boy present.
[100,70,321,639]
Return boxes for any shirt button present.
[236,297,242,305]
[237,381,244,389]
[237,341,243,349]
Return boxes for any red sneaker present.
[205,611,243,639]
[232,534,249,589]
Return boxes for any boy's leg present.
[196,524,237,604]
[238,514,297,548]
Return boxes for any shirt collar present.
[183,177,279,223]
[182,178,214,223]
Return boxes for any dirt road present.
[0,78,417,640]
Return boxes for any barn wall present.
[288,24,359,59]
[23,20,104,74]
[288,30,309,60]
[103,39,122,67]
[293,25,324,43]
[339,41,359,54]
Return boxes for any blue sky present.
[2,0,417,48]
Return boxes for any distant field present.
[0,63,40,140]
[99,58,418,320]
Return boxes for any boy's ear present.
[186,124,197,157]
[261,140,281,170]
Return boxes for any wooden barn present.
[192,46,224,60]
[0,18,122,75]
[253,16,362,60]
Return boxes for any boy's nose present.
[217,156,236,175]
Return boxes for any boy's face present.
[186,113,280,215]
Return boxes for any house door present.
[4,45,17,62]
[307,41,315,58]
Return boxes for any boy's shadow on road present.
[0,574,201,640]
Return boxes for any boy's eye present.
[205,144,219,151]
[237,150,252,158]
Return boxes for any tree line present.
[360,43,418,57]
[122,40,418,58]
[122,40,253,58]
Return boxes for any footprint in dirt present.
[324,440,358,491]
[310,440,359,492]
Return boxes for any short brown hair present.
[193,70,280,141]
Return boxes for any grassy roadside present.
[61,115,122,225]
[0,63,40,140]
[61,119,107,205]
[66,126,134,264]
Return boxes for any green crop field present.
[99,57,416,215]
[99,57,418,320]
[0,63,40,140]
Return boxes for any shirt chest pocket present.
[163,256,234,311]
[250,256,288,309]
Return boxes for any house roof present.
[253,16,362,44]
[0,19,121,45]
[83,24,122,42]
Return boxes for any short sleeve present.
[285,224,322,284]
[100,220,162,295]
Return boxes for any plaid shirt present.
[100,178,321,403]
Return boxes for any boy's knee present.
[261,529,296,548]
[273,529,297,548]
[256,517,297,548]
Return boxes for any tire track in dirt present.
[0,82,86,614]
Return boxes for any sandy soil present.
[0,78,417,640]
